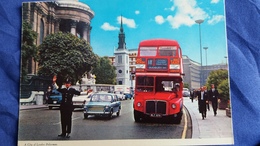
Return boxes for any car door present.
[112,95,120,112]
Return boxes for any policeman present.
[57,78,80,138]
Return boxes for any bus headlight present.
[137,102,142,107]
[169,64,180,69]
[171,103,176,109]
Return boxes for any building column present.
[82,23,89,41]
[70,20,77,35]
[54,19,60,33]
[87,26,92,43]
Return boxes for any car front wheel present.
[84,114,88,119]
[108,110,113,119]
[116,109,120,117]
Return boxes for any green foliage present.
[206,69,228,87]
[218,79,230,102]
[92,56,116,84]
[21,21,38,82]
[206,69,229,101]
[38,32,98,85]
[184,83,189,89]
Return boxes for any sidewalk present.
[19,104,48,110]
[184,97,233,140]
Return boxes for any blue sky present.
[80,0,227,65]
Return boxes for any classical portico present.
[22,0,94,75]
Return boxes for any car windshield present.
[91,94,112,102]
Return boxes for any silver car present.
[83,93,121,119]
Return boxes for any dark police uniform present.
[57,85,80,137]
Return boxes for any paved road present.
[18,99,191,141]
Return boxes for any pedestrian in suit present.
[56,78,81,138]
[205,87,210,111]
[44,86,52,104]
[190,89,196,102]
[208,84,220,116]
[197,86,208,120]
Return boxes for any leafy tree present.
[184,83,189,89]
[92,56,116,84]
[38,32,98,86]
[218,79,230,102]
[21,21,38,82]
[206,69,228,88]
[206,69,229,101]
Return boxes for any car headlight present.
[171,103,176,109]
[137,102,142,107]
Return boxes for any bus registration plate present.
[150,113,162,118]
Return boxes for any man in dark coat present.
[208,84,220,116]
[190,89,196,102]
[57,78,80,138]
[197,86,208,120]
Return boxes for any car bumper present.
[84,111,110,115]
[73,102,85,108]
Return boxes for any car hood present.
[86,101,111,106]
[50,95,61,99]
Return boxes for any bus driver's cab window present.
[136,77,154,92]
[161,81,174,91]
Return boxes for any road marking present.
[181,108,188,139]
[53,116,82,125]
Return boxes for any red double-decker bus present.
[133,39,184,124]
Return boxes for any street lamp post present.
[195,19,204,88]
[203,47,208,85]
[224,56,228,69]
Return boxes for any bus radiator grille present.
[146,101,166,114]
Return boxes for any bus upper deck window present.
[159,46,177,56]
[139,47,157,56]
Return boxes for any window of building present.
[40,19,44,44]
[118,55,122,64]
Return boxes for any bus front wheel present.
[134,110,143,122]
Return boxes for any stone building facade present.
[22,0,94,75]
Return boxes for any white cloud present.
[135,10,140,15]
[208,15,224,25]
[117,16,137,28]
[211,0,220,4]
[160,0,209,29]
[101,22,119,31]
[155,15,165,24]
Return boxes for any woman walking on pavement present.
[197,86,209,120]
